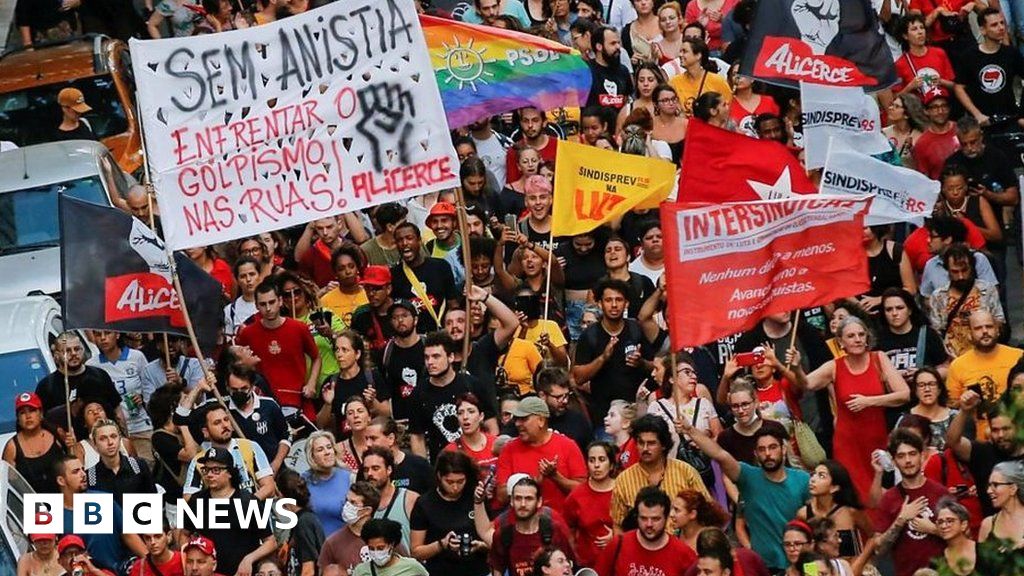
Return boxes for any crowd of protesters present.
[8,0,1024,575]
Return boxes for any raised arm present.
[945,390,980,462]
[677,418,741,482]
[788,349,835,393]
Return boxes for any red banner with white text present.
[661,196,872,348]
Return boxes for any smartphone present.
[735,347,766,367]
[504,214,518,230]
[967,383,983,397]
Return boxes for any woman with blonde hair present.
[302,429,354,535]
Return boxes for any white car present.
[0,437,33,569]
[0,295,95,433]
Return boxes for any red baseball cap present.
[183,535,217,558]
[57,535,86,554]
[426,202,457,223]
[30,533,56,543]
[16,392,42,411]
[360,265,392,287]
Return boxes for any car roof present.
[0,141,107,192]
[0,37,110,93]
[0,296,58,355]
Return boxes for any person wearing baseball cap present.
[56,535,115,576]
[10,392,66,494]
[17,533,58,576]
[181,447,276,576]
[494,395,586,516]
[54,88,97,142]
[183,536,221,576]
[350,265,395,352]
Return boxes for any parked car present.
[0,35,141,175]
[0,140,133,300]
[0,450,32,570]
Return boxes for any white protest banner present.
[130,0,459,249]
[821,145,939,226]
[800,82,890,169]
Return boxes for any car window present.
[0,176,107,253]
[0,75,128,147]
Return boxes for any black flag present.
[59,196,222,352]
[740,0,896,91]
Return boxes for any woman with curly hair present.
[797,460,875,561]
[671,488,730,550]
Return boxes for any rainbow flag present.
[420,15,592,129]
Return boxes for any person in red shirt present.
[596,486,697,576]
[444,392,498,473]
[912,93,960,180]
[129,526,183,576]
[495,396,588,516]
[505,107,559,183]
[294,215,369,288]
[728,66,780,138]
[563,441,616,568]
[893,15,956,100]
[910,0,978,47]
[485,476,576,576]
[872,429,947,576]
[236,281,321,419]
[184,245,234,299]
[56,535,116,576]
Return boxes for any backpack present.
[499,508,554,553]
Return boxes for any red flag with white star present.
[679,120,817,202]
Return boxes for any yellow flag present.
[552,140,676,237]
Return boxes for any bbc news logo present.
[24,494,298,534]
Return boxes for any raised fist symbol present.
[791,0,840,55]
[355,82,417,172]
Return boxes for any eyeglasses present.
[678,367,697,377]
[989,481,1015,488]
[935,518,960,526]
[915,380,938,389]
[282,288,304,297]
[657,96,680,104]
[202,466,228,476]
[783,541,809,548]
[547,391,572,402]
[730,401,754,411]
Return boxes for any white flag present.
[821,146,939,226]
[801,82,891,169]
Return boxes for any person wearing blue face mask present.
[353,519,428,576]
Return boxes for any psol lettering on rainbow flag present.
[421,15,591,129]
[552,140,674,236]
[131,0,458,249]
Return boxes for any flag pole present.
[136,100,246,441]
[63,342,73,436]
[787,310,800,368]
[541,229,554,327]
[453,186,474,366]
[143,167,173,374]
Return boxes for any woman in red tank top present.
[791,317,911,504]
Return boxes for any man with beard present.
[237,281,321,418]
[504,107,559,183]
[363,446,419,550]
[408,332,498,460]
[945,311,1022,439]
[586,26,633,119]
[682,424,808,572]
[296,215,369,287]
[947,389,1024,514]
[37,333,122,426]
[928,245,1005,357]
[320,243,369,328]
[535,368,592,452]
[424,202,462,259]
[366,416,434,495]
[468,116,512,189]
[351,266,397,357]
[381,300,424,421]
[573,279,654,428]
[453,285,520,392]
[596,487,697,576]
[873,429,947,576]
[611,415,709,529]
[462,0,531,27]
[918,216,997,299]
[141,336,204,391]
[180,404,276,500]
[181,447,277,576]
[389,223,459,334]
[913,93,960,180]
[494,397,586,516]
[485,477,574,576]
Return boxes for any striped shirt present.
[611,459,711,528]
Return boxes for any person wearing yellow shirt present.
[320,243,369,328]
[501,288,570,395]
[946,311,1023,441]
[668,38,731,118]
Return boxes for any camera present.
[459,533,472,557]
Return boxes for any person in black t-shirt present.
[52,88,98,142]
[408,332,498,461]
[181,447,276,576]
[572,279,654,427]
[536,367,593,452]
[390,223,459,334]
[278,468,325,576]
[37,334,122,429]
[557,231,607,341]
[318,331,391,434]
[381,300,425,421]
[350,265,397,361]
[599,236,656,319]
[366,416,435,495]
[954,9,1024,124]
[587,26,634,124]
[877,288,950,377]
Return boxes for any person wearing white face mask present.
[319,482,382,576]
[353,519,428,576]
